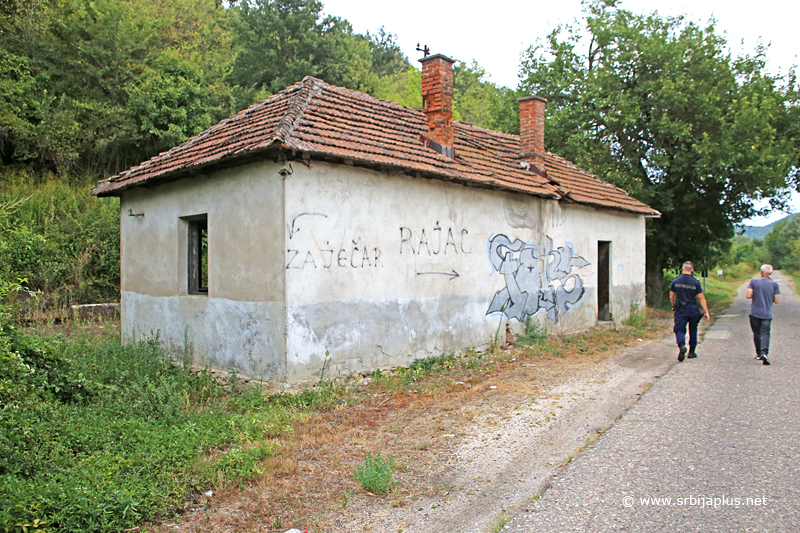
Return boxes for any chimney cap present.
[518,95,548,104]
[517,95,547,104]
[419,53,456,64]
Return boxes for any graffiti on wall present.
[399,225,471,255]
[286,212,383,270]
[400,224,470,281]
[486,234,590,323]
[285,214,472,276]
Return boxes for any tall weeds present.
[0,170,120,309]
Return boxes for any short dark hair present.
[682,261,694,270]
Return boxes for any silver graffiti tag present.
[486,235,590,323]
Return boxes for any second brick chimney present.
[420,54,455,157]
[519,95,547,174]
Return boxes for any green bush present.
[0,173,120,307]
[0,282,300,532]
[713,262,757,281]
[515,316,547,346]
[354,452,396,494]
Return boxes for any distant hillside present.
[738,213,799,239]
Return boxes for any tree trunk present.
[645,254,664,308]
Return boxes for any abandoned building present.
[92,53,659,382]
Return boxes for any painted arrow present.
[416,269,460,281]
[288,212,328,239]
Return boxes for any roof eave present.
[91,143,285,197]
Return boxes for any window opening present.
[188,217,208,294]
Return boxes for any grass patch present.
[0,291,342,532]
[621,304,648,331]
[354,452,396,494]
[489,510,512,533]
[1,290,669,532]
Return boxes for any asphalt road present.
[504,272,800,533]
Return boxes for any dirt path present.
[155,316,688,533]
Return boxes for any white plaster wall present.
[119,161,287,379]
[283,162,646,380]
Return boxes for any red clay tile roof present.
[92,77,658,216]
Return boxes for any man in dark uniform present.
[670,261,711,361]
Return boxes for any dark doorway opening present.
[598,241,611,321]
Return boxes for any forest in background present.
[1,0,799,307]
[0,0,515,178]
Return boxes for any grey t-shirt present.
[748,276,780,319]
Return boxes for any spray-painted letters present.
[486,235,590,323]
[399,225,471,255]
[286,212,382,270]
[286,239,382,270]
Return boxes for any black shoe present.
[678,344,687,362]
[687,350,697,359]
[761,352,771,365]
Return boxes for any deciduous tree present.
[228,0,372,97]
[519,0,800,305]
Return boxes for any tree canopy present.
[0,0,419,177]
[519,0,800,304]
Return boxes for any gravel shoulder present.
[339,323,685,533]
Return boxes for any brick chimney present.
[420,54,455,157]
[519,95,547,174]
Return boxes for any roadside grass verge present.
[0,316,342,533]
[780,269,799,295]
[367,306,666,395]
[2,302,668,533]
[701,270,757,315]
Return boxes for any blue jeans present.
[674,305,701,348]
[749,315,772,355]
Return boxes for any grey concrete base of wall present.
[121,292,287,382]
[71,303,120,321]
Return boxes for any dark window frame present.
[187,216,208,295]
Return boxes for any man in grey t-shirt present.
[746,264,780,365]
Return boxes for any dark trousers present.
[674,305,701,348]
[749,315,773,355]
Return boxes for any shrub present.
[0,173,120,308]
[0,288,299,532]
[354,452,396,494]
[516,316,547,346]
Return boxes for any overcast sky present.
[322,0,799,226]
